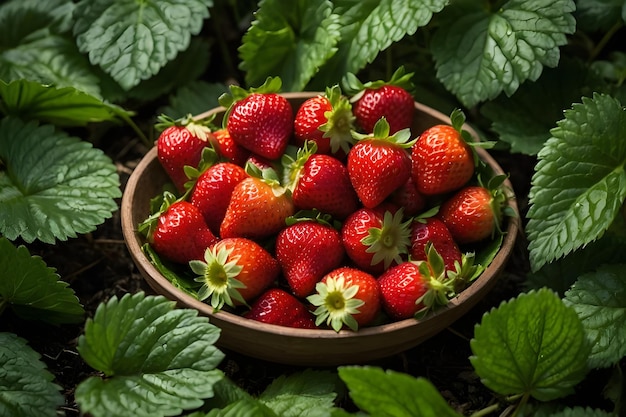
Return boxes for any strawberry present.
[220,164,294,240]
[377,261,428,320]
[139,194,219,264]
[343,66,415,134]
[293,85,355,156]
[411,109,475,196]
[438,180,506,244]
[307,267,380,331]
[209,128,251,166]
[275,216,345,298]
[410,216,462,273]
[347,118,415,208]
[189,237,280,310]
[219,77,293,160]
[190,160,248,235]
[389,176,426,217]
[244,288,316,329]
[341,206,411,275]
[155,114,213,192]
[283,142,359,220]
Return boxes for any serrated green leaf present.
[526,93,626,271]
[202,398,279,417]
[0,237,84,324]
[160,81,230,120]
[575,0,626,32]
[313,0,446,88]
[0,79,131,126]
[0,117,121,243]
[470,288,590,401]
[338,366,461,417]
[563,264,626,369]
[259,370,338,417]
[538,406,614,417]
[481,58,608,155]
[431,0,576,107]
[73,0,212,91]
[239,0,341,91]
[0,332,64,417]
[75,292,225,417]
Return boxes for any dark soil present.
[5,126,599,416]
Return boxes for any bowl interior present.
[121,93,519,366]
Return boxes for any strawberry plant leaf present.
[160,80,229,120]
[575,0,626,31]
[0,79,131,127]
[563,264,626,369]
[0,0,102,97]
[0,117,121,243]
[238,0,341,91]
[200,399,279,417]
[313,0,447,88]
[259,370,339,417]
[0,332,64,417]
[0,237,84,324]
[481,58,608,155]
[431,0,575,107]
[536,406,614,417]
[337,366,461,416]
[526,93,626,272]
[73,0,213,91]
[470,288,590,401]
[75,292,225,417]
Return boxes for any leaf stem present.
[115,110,151,147]
[0,298,7,317]
[469,402,501,417]
[588,20,624,63]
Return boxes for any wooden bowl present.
[121,92,519,366]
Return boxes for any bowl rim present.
[121,94,520,342]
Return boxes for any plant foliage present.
[75,292,225,417]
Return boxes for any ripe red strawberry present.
[343,66,415,134]
[389,176,426,217]
[244,288,316,329]
[209,128,251,166]
[378,261,428,320]
[190,161,248,235]
[156,115,213,192]
[341,206,411,275]
[220,165,294,240]
[293,85,355,155]
[283,143,359,220]
[347,118,415,208]
[140,195,219,264]
[275,218,345,298]
[438,183,505,244]
[411,110,475,196]
[307,267,380,331]
[410,216,462,273]
[219,77,293,160]
[189,237,280,310]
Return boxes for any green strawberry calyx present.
[352,117,416,148]
[285,209,341,230]
[245,162,289,198]
[362,208,412,270]
[342,66,415,101]
[155,113,215,141]
[414,243,459,319]
[137,191,180,240]
[281,141,317,193]
[307,275,364,332]
[189,244,247,311]
[318,85,356,154]
[218,76,283,129]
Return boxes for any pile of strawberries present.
[139,68,511,332]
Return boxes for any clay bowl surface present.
[121,92,519,366]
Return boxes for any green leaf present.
[538,406,614,417]
[575,0,626,32]
[0,332,64,417]
[0,117,121,243]
[431,0,576,107]
[160,80,230,120]
[563,264,626,369]
[0,237,84,323]
[238,0,341,91]
[73,0,213,90]
[259,370,339,417]
[0,79,131,126]
[202,398,279,417]
[526,93,626,271]
[470,288,590,401]
[75,292,225,417]
[481,57,608,155]
[313,0,446,88]
[338,366,461,417]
